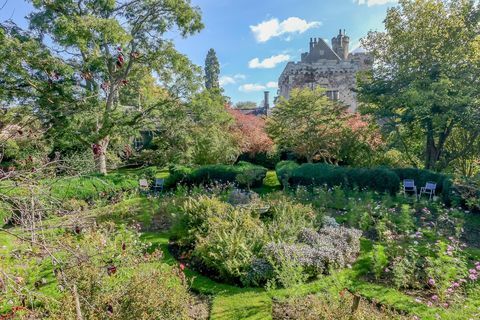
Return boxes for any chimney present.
[264,91,270,113]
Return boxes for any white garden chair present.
[402,179,417,198]
[152,178,165,195]
[420,181,437,200]
[139,179,149,195]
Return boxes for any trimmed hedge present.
[277,162,458,198]
[275,161,300,186]
[168,162,268,188]
[392,168,451,195]
[286,163,400,195]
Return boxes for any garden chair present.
[152,178,165,195]
[139,179,150,195]
[420,181,437,200]
[402,179,417,198]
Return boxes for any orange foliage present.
[228,108,274,155]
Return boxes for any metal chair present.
[152,178,165,195]
[139,179,149,195]
[402,179,417,198]
[420,181,437,200]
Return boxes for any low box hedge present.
[168,162,268,188]
[275,161,300,186]
[286,163,400,195]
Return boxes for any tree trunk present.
[425,122,438,170]
[93,137,110,175]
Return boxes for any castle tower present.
[331,29,350,60]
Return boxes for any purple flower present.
[452,282,460,288]
[469,274,478,281]
[476,265,480,271]
[447,288,453,294]
[431,295,438,301]
[428,278,436,286]
[469,269,477,275]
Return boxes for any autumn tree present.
[0,0,203,174]
[358,0,480,170]
[228,108,273,156]
[205,48,220,90]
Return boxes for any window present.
[326,90,339,101]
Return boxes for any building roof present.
[302,38,341,63]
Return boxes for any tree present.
[205,48,220,90]
[235,101,258,109]
[358,0,480,170]
[228,108,273,156]
[1,0,203,174]
[189,90,240,164]
[267,88,351,164]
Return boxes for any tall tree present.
[358,0,480,170]
[267,88,350,164]
[204,48,220,90]
[1,0,203,174]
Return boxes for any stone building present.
[277,29,372,112]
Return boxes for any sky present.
[0,0,398,105]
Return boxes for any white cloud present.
[219,74,247,86]
[266,81,278,89]
[354,0,396,6]
[239,81,278,92]
[248,54,290,69]
[239,83,266,92]
[250,17,321,43]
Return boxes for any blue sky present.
[0,0,397,105]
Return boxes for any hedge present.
[285,163,400,195]
[277,162,460,199]
[275,161,300,186]
[168,162,268,188]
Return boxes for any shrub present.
[167,165,193,187]
[264,226,362,284]
[287,163,400,195]
[193,206,265,281]
[237,151,280,170]
[264,197,318,243]
[241,257,274,287]
[272,292,409,320]
[392,167,453,201]
[177,162,267,189]
[275,161,300,187]
[371,244,389,280]
[49,172,139,202]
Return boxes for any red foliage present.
[346,113,383,150]
[228,108,274,155]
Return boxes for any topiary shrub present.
[275,161,300,187]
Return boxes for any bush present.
[181,195,265,281]
[171,162,267,189]
[286,163,400,195]
[167,165,193,188]
[392,168,452,199]
[237,151,281,170]
[50,172,139,202]
[275,161,300,187]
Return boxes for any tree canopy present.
[0,0,204,174]
[205,48,220,90]
[358,0,480,170]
